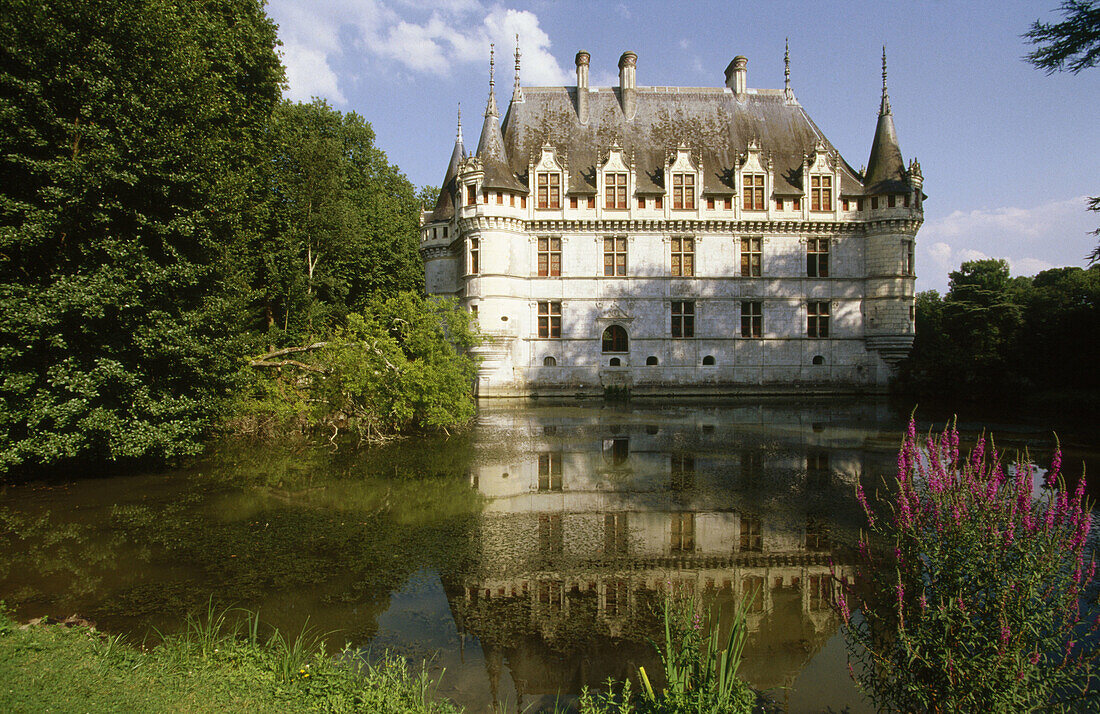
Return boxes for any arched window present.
[646,356,659,366]
[702,355,716,366]
[602,325,628,353]
[812,355,825,366]
[544,356,557,366]
[609,357,621,366]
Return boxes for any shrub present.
[838,420,1100,711]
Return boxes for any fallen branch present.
[248,358,328,373]
[250,342,329,361]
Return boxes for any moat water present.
[2,399,1097,712]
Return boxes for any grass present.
[0,606,460,713]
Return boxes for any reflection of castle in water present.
[444,403,898,708]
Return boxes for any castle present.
[420,42,923,397]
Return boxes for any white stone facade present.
[421,48,922,397]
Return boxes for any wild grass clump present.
[838,419,1100,712]
[575,590,757,713]
[0,603,460,713]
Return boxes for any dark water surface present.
[2,399,1097,712]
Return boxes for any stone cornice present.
[451,216,923,235]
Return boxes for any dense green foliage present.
[839,422,1099,711]
[238,99,424,339]
[234,293,479,441]
[0,608,460,713]
[0,2,468,474]
[0,0,283,472]
[896,260,1100,401]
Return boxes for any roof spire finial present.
[489,42,495,90]
[484,43,499,117]
[456,103,462,143]
[784,37,794,102]
[880,45,891,115]
[512,33,524,102]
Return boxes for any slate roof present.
[500,86,867,199]
[863,109,910,195]
[429,136,465,222]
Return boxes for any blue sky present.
[267,0,1100,293]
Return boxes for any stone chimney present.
[618,51,637,119]
[724,55,747,95]
[575,50,590,124]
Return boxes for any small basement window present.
[646,356,659,366]
[544,356,557,366]
[609,357,621,367]
[702,355,716,366]
[812,355,825,366]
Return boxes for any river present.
[1,398,1096,712]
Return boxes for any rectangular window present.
[670,513,695,553]
[809,574,830,610]
[672,173,696,210]
[605,173,627,209]
[538,453,562,491]
[723,197,732,210]
[743,174,764,210]
[742,575,765,612]
[740,237,762,277]
[842,198,850,211]
[775,198,784,211]
[603,236,627,276]
[482,189,488,203]
[741,301,762,338]
[538,514,563,556]
[904,194,911,208]
[670,455,694,491]
[588,196,595,209]
[537,301,561,338]
[537,237,561,277]
[469,237,479,274]
[857,198,864,211]
[466,184,476,205]
[807,301,830,338]
[888,194,896,208]
[537,172,560,209]
[443,226,448,238]
[707,197,716,210]
[671,300,695,338]
[807,238,830,278]
[811,175,833,211]
[670,237,695,276]
[496,191,503,205]
[510,193,515,206]
[521,195,527,208]
[904,240,915,276]
[739,516,762,552]
[569,195,578,209]
[806,517,829,551]
[604,513,629,555]
[638,197,646,209]
[655,196,663,209]
[871,196,879,210]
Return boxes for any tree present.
[1025,1,1100,74]
[0,0,284,473]
[240,100,424,340]
[1025,1,1100,262]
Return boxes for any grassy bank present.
[0,609,459,713]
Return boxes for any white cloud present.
[918,196,1096,292]
[267,1,569,104]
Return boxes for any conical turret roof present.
[429,108,466,222]
[477,45,527,193]
[863,48,909,194]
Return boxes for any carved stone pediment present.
[595,302,634,322]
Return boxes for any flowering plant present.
[837,419,1099,711]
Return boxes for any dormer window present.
[811,175,832,211]
[743,174,764,210]
[537,172,560,209]
[672,173,695,209]
[606,173,627,209]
